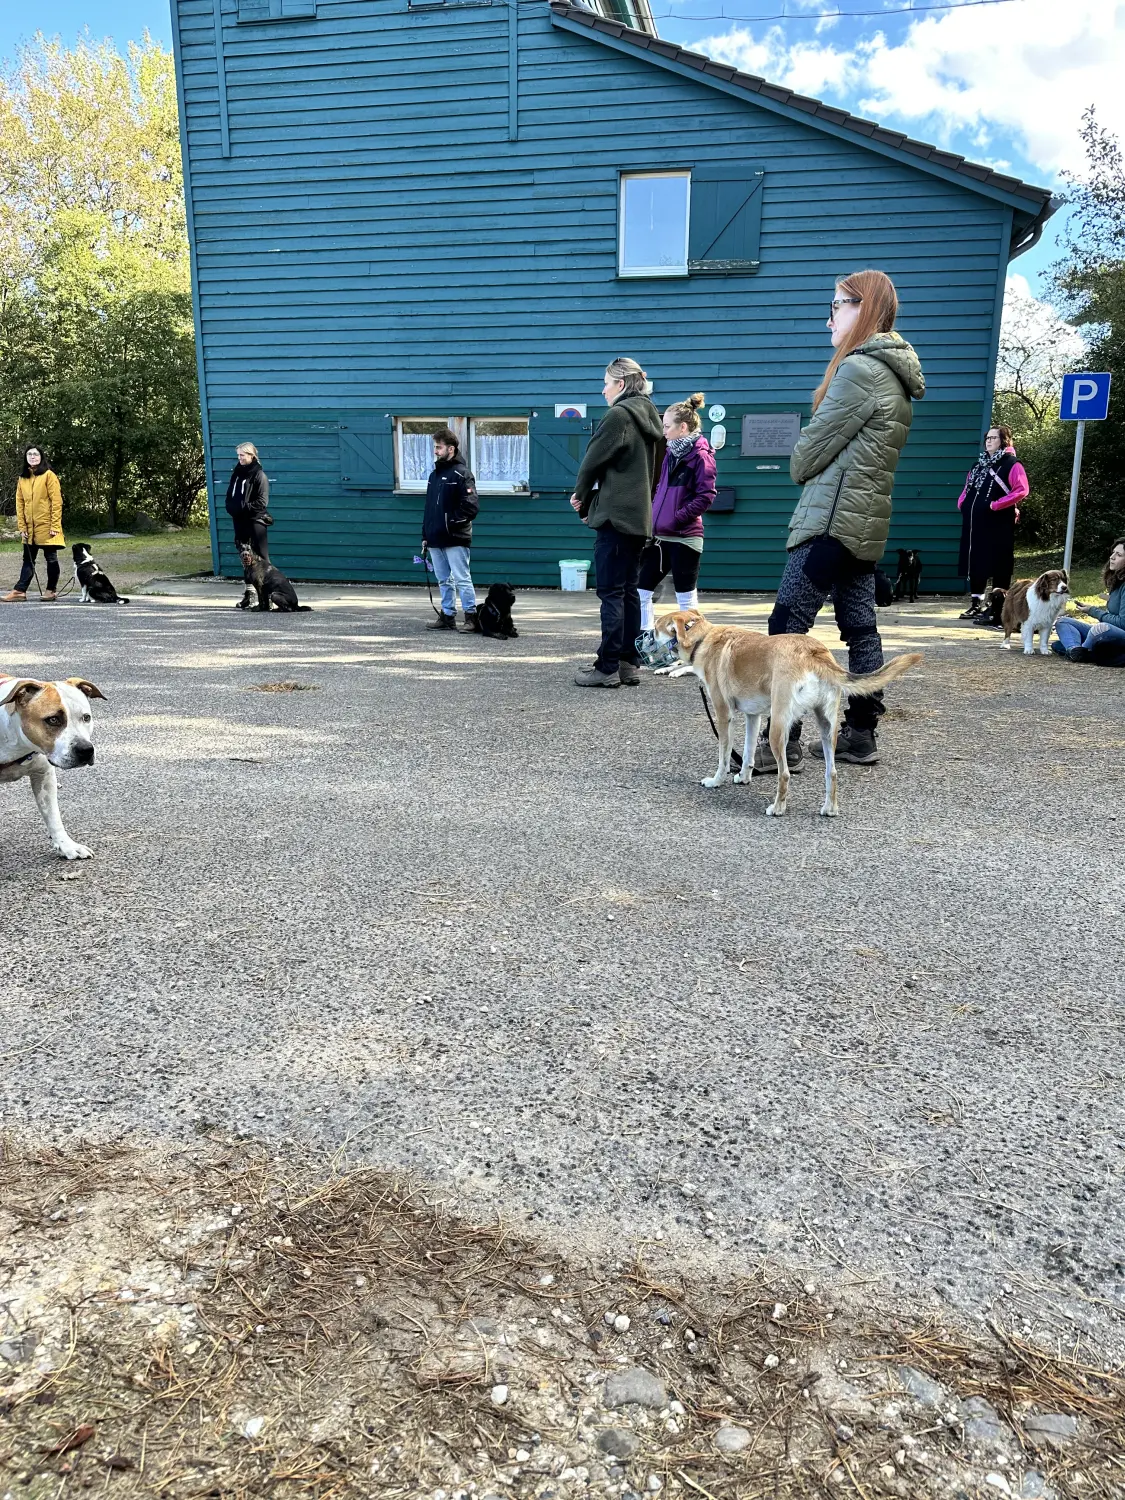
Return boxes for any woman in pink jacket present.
[956,425,1029,619]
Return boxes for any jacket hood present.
[853,333,925,400]
[614,393,664,442]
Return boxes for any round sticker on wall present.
[710,423,728,451]
[708,404,726,423]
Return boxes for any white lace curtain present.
[475,432,529,487]
[401,433,434,485]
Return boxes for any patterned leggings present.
[768,537,885,732]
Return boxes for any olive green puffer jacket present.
[787,332,925,562]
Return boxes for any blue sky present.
[5,0,1115,300]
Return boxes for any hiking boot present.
[42,590,57,602]
[958,598,984,619]
[618,661,641,687]
[458,609,480,634]
[426,611,456,630]
[811,724,879,764]
[752,732,804,774]
[2,590,27,603]
[574,665,620,688]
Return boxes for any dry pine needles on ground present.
[1,1132,1122,1500]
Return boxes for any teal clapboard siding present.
[173,0,1036,589]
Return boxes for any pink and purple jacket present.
[650,437,717,540]
[957,447,1029,512]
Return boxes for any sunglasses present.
[829,296,862,318]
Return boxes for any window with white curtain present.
[394,416,529,494]
[471,418,529,493]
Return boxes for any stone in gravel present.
[1020,1472,1056,1499]
[714,1424,752,1454]
[597,1429,639,1459]
[613,1314,631,1333]
[1022,1412,1078,1445]
[898,1365,948,1407]
[961,1396,1007,1443]
[604,1368,668,1410]
[490,1384,509,1406]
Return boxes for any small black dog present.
[72,542,129,604]
[982,586,1007,627]
[470,582,518,639]
[893,549,923,602]
[237,546,311,612]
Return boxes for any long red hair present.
[813,269,900,410]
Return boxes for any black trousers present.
[768,536,885,733]
[16,544,60,592]
[232,512,270,563]
[637,539,702,594]
[593,522,645,674]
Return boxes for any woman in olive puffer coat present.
[757,268,925,770]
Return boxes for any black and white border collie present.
[72,543,129,604]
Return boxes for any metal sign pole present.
[1062,419,1085,579]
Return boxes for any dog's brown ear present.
[67,678,106,702]
[1,678,43,708]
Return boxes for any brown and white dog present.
[0,675,105,859]
[654,610,922,818]
[1000,570,1070,654]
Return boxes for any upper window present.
[394,416,530,494]
[619,171,690,278]
[237,0,316,22]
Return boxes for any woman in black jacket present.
[225,443,271,562]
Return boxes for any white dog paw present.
[56,842,93,861]
[1023,648,1034,656]
[765,804,787,818]
[819,804,839,818]
[700,775,725,789]
[733,771,752,785]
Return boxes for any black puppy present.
[470,582,519,639]
[894,549,923,602]
[982,586,1007,627]
[237,546,311,612]
[72,543,129,604]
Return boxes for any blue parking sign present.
[1060,372,1111,422]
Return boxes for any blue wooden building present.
[170,0,1055,590]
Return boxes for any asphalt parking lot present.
[3,582,1123,1354]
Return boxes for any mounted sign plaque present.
[741,412,802,457]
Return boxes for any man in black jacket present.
[422,429,480,632]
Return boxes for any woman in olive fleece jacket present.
[759,268,925,769]
[570,358,663,687]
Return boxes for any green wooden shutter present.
[339,417,394,488]
[238,0,316,22]
[529,412,592,494]
[688,167,764,275]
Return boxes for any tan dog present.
[1000,570,1069,654]
[1,674,105,859]
[654,610,922,818]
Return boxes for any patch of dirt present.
[1,1134,1122,1499]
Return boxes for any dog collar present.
[0,751,38,769]
[686,638,703,664]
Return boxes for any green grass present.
[1015,548,1106,603]
[0,527,213,589]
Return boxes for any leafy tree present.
[0,35,203,529]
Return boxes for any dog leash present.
[698,686,743,774]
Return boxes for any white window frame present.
[618,170,691,278]
[469,416,530,495]
[394,416,455,493]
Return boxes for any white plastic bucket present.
[559,559,591,592]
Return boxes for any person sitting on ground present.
[638,393,717,640]
[1051,537,1125,667]
[422,427,480,632]
[3,446,65,603]
[570,357,663,688]
[755,268,925,771]
[956,425,1029,620]
[225,443,272,565]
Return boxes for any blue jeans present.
[428,545,476,615]
[1052,616,1125,667]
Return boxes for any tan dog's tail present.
[842,651,923,695]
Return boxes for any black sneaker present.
[958,599,984,619]
[752,732,804,775]
[809,724,878,764]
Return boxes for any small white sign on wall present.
[710,423,728,451]
[555,403,587,419]
[708,404,726,423]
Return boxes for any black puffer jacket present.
[422,456,479,548]
[225,460,270,519]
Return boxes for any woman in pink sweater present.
[956,425,1029,619]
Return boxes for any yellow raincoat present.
[15,470,65,548]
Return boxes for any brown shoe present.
[42,590,57,602]
[2,590,27,603]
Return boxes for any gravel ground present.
[2,582,1123,1360]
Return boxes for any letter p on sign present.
[1060,372,1112,422]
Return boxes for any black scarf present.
[964,447,1017,508]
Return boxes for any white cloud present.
[697,0,1124,179]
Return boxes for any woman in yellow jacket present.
[4,447,65,602]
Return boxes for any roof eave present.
[549,4,1053,219]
